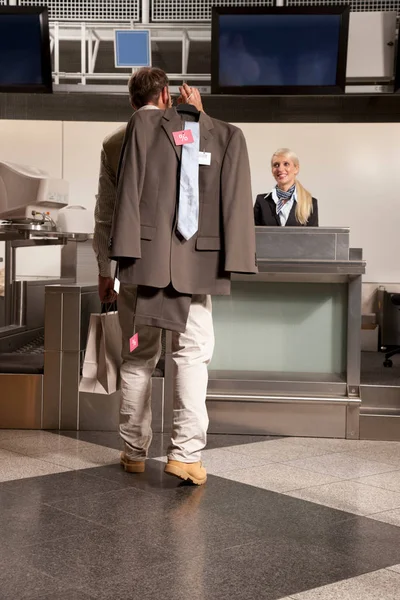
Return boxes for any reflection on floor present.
[2,430,400,599]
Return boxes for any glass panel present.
[210,281,347,376]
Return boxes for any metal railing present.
[49,21,211,88]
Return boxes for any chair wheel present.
[384,359,393,368]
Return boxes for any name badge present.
[199,152,211,166]
[172,130,194,145]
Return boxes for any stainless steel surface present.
[206,393,360,405]
[4,242,14,327]
[207,400,346,437]
[13,280,27,327]
[360,415,400,441]
[79,378,164,432]
[255,227,350,262]
[0,326,43,353]
[361,384,400,414]
[208,373,347,398]
[163,227,364,439]
[347,275,362,390]
[43,284,101,430]
[0,374,43,429]
[346,404,360,439]
[61,240,98,284]
[43,351,62,429]
[0,220,57,233]
[60,351,81,430]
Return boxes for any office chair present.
[383,293,400,367]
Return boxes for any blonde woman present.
[254,148,318,227]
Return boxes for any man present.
[93,68,211,485]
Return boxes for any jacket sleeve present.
[93,147,117,278]
[221,128,258,274]
[254,196,263,226]
[108,115,147,260]
[308,198,319,227]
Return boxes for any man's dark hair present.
[128,67,169,108]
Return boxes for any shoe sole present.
[164,463,207,486]
[120,459,145,474]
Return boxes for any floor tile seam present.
[279,489,368,516]
[263,460,351,486]
[352,466,400,488]
[364,508,400,523]
[0,447,42,459]
[281,488,400,519]
[218,460,355,491]
[342,478,400,499]
[42,484,152,510]
[279,464,400,486]
[29,454,120,471]
[281,450,400,467]
[0,436,121,455]
[222,445,341,459]
[386,566,400,574]
[281,476,400,499]
[338,452,400,467]
[0,445,107,462]
[29,501,122,530]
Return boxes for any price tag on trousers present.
[129,333,139,352]
[173,129,194,145]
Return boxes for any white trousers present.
[117,285,215,463]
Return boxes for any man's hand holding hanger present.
[177,83,204,112]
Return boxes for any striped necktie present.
[177,121,200,240]
[276,184,295,214]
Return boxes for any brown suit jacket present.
[109,107,257,295]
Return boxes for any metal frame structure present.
[163,227,365,439]
[3,0,399,89]
[49,21,211,87]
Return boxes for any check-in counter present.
[165,227,365,440]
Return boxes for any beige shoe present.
[120,452,145,473]
[164,460,207,485]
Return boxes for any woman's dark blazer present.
[254,193,319,227]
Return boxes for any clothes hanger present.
[176,104,200,121]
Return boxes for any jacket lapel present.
[199,112,214,152]
[161,108,182,160]
[161,108,214,159]
[266,194,281,226]
[286,202,299,226]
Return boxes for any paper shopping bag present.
[79,311,122,394]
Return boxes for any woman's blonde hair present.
[271,148,313,225]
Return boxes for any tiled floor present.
[2,431,400,599]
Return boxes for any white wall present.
[1,119,399,292]
[0,120,63,277]
[238,122,400,284]
[63,121,124,211]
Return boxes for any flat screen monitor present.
[211,6,350,95]
[0,6,52,93]
[395,38,400,93]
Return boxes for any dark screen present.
[218,14,342,87]
[0,14,44,86]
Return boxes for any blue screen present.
[0,14,44,86]
[218,14,342,87]
[115,30,150,68]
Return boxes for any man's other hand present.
[177,83,204,112]
[98,275,117,303]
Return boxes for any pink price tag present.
[172,129,194,146]
[129,333,139,353]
